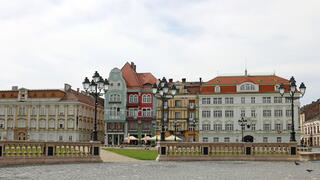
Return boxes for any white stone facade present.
[199,93,300,143]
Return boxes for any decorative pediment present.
[236,82,259,92]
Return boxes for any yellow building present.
[156,78,201,142]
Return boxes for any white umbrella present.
[165,135,182,141]
[129,136,137,140]
[149,135,161,141]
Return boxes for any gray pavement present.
[0,161,320,180]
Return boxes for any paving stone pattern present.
[1,161,320,180]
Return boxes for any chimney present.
[169,79,173,83]
[131,62,136,72]
[199,77,202,84]
[77,88,80,93]
[64,83,72,91]
[182,78,186,83]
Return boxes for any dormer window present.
[215,86,221,93]
[237,82,258,92]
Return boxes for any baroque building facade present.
[300,99,320,146]
[0,84,104,142]
[199,73,300,143]
[156,78,201,142]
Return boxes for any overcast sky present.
[0,0,319,105]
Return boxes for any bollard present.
[93,147,99,156]
[0,146,2,157]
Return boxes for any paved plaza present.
[0,161,319,180]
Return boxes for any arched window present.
[240,84,255,91]
[17,119,26,128]
[39,119,46,128]
[215,86,221,93]
[58,120,64,129]
[68,120,74,128]
[49,119,55,128]
[129,95,134,103]
[30,119,36,128]
[142,94,151,103]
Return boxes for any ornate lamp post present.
[279,76,306,142]
[152,77,177,141]
[82,71,109,141]
[238,116,249,142]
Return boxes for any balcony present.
[127,102,139,107]
[109,100,122,103]
[126,116,153,121]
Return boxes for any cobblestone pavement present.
[0,161,320,180]
[100,149,140,162]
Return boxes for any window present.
[286,110,292,117]
[213,124,222,131]
[110,94,121,102]
[225,110,234,118]
[225,124,234,131]
[274,97,282,103]
[202,124,211,131]
[213,98,222,104]
[251,124,256,131]
[224,137,230,142]
[263,137,268,142]
[213,110,222,118]
[8,107,13,115]
[202,98,210,104]
[0,106,4,115]
[215,86,221,93]
[277,137,282,143]
[202,137,208,142]
[31,107,37,115]
[287,124,291,130]
[142,94,151,103]
[263,110,271,117]
[275,123,282,131]
[175,112,181,119]
[129,108,138,117]
[251,97,255,104]
[129,94,138,103]
[262,97,271,103]
[49,106,55,115]
[142,108,151,117]
[241,97,245,104]
[175,100,182,107]
[251,110,256,117]
[0,120,4,128]
[68,120,74,128]
[49,119,55,128]
[240,84,255,91]
[59,135,63,141]
[213,137,219,142]
[39,120,46,128]
[7,120,13,128]
[30,120,36,128]
[274,110,283,117]
[285,97,292,103]
[164,112,168,121]
[202,110,211,118]
[18,106,26,115]
[59,120,64,129]
[240,110,245,117]
[225,97,234,104]
[59,106,64,115]
[17,120,26,128]
[263,124,271,131]
[69,136,73,141]
[68,106,74,115]
[189,112,195,119]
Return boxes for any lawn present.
[103,148,158,160]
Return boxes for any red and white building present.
[199,72,300,143]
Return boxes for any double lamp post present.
[82,71,109,141]
[279,76,306,142]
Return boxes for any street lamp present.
[238,116,249,142]
[82,71,109,141]
[152,77,177,141]
[279,76,306,142]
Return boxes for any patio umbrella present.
[165,135,182,141]
[149,135,161,141]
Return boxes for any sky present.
[0,0,319,105]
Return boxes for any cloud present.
[0,0,319,105]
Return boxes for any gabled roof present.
[205,75,288,85]
[121,62,157,89]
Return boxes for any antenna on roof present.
[244,57,248,76]
[273,69,276,75]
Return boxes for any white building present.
[0,84,104,142]
[199,73,300,143]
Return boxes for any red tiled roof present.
[121,62,157,89]
[206,75,288,85]
[62,89,104,107]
